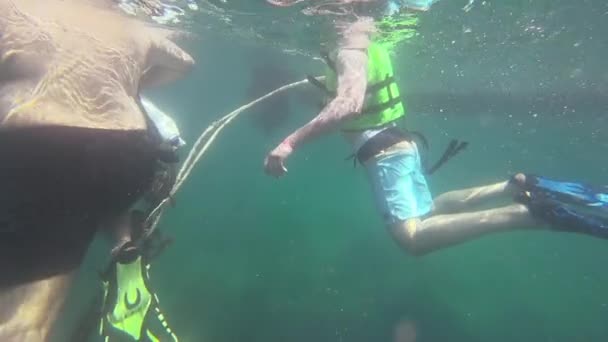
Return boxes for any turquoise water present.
[57,1,608,341]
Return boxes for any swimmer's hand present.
[264,141,293,178]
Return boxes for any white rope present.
[142,76,324,240]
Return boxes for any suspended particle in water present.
[393,319,418,342]
[463,0,475,12]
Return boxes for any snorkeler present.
[71,209,177,342]
[65,97,183,342]
[98,221,178,342]
[108,96,184,258]
[263,0,608,255]
[95,209,178,342]
[0,0,194,340]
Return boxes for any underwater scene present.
[0,1,607,342]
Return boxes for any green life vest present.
[307,43,469,174]
[322,42,406,132]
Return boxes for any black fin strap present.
[425,140,468,175]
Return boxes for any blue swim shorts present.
[364,143,434,225]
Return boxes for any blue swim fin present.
[514,174,608,239]
[522,174,608,209]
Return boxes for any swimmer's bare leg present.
[388,175,537,255]
[431,173,526,214]
[0,272,74,342]
[390,204,541,256]
[432,181,510,214]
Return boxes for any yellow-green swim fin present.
[99,243,178,342]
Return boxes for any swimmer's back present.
[0,0,184,131]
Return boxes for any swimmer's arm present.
[141,36,195,88]
[282,50,368,150]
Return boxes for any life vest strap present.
[366,75,396,94]
[360,96,402,116]
[306,75,335,97]
[321,51,337,72]
[308,70,401,119]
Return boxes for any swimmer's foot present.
[508,173,527,189]
[506,173,530,199]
